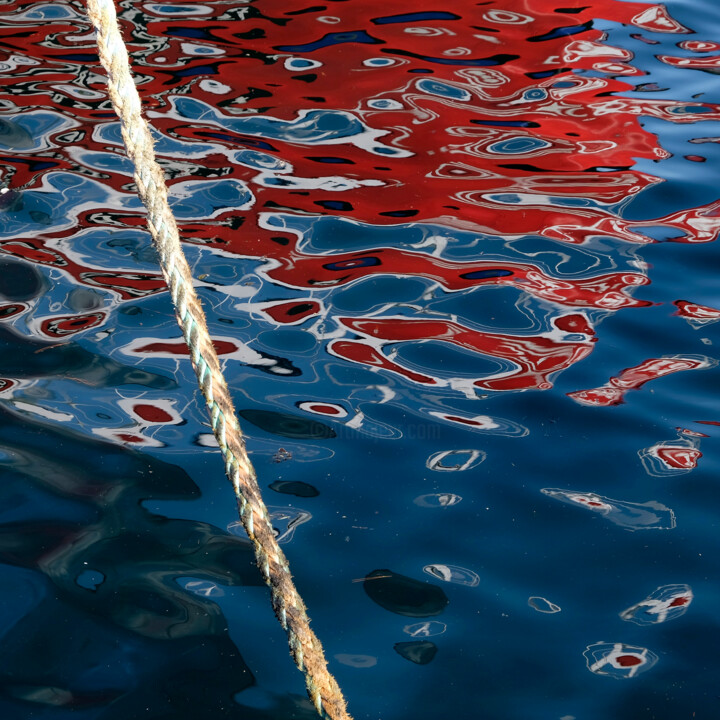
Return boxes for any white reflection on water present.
[620,584,693,625]
[423,563,479,587]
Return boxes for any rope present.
[84,2,352,718]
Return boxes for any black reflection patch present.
[373,11,460,24]
[269,480,319,498]
[379,209,418,217]
[166,26,226,42]
[257,352,301,377]
[307,156,355,164]
[394,641,438,665]
[287,303,315,316]
[471,120,540,128]
[238,409,336,439]
[285,5,327,15]
[0,303,24,319]
[527,21,592,42]
[275,30,384,52]
[235,28,266,40]
[56,53,99,62]
[314,199,353,211]
[525,68,571,79]
[291,74,317,83]
[384,48,519,66]
[363,569,448,617]
[243,87,273,101]
[460,268,513,280]
[498,163,552,171]
[555,6,589,12]
[0,259,43,301]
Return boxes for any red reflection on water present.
[39,312,105,338]
[569,356,712,406]
[260,300,323,325]
[4,0,710,246]
[674,299,720,325]
[332,314,594,390]
[659,54,720,69]
[258,246,649,309]
[655,446,702,469]
[130,339,239,357]
[678,41,720,52]
[132,404,173,423]
[0,0,716,393]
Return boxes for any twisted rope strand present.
[84,1,351,718]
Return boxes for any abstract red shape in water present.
[655,446,702,470]
[330,339,438,385]
[658,54,720,69]
[131,339,238,356]
[261,300,322,324]
[0,303,27,320]
[39,312,105,338]
[2,0,714,396]
[259,247,649,309]
[673,299,720,322]
[333,314,594,391]
[616,655,643,667]
[569,356,711,406]
[678,40,720,52]
[131,404,174,424]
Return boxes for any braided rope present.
[84,2,351,718]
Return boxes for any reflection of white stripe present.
[345,411,364,429]
[91,426,164,447]
[427,449,485,472]
[12,401,73,422]
[589,643,623,673]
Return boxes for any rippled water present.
[1,1,719,718]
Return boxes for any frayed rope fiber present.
[84,1,352,718]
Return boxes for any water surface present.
[0,1,719,718]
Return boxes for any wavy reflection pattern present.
[0,0,718,718]
[1,0,717,443]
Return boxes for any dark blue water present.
[1,1,719,718]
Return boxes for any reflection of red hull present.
[655,446,702,470]
[674,299,720,324]
[256,245,649,309]
[4,0,715,249]
[569,357,712,406]
[0,0,713,393]
[332,315,594,391]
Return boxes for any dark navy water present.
[1,1,719,718]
